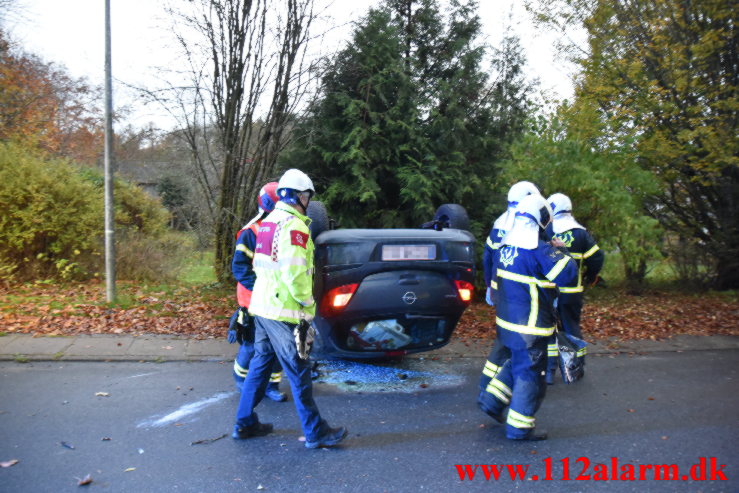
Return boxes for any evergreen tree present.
[285,0,535,235]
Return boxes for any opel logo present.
[402,291,417,305]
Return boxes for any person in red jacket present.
[228,181,286,402]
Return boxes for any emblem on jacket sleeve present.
[291,230,308,249]
[500,246,519,268]
[555,231,575,248]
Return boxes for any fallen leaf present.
[627,409,635,413]
[101,437,111,441]
[162,346,173,350]
[647,397,655,400]
[0,459,19,468]
[124,467,136,472]
[77,474,93,486]
[95,392,109,397]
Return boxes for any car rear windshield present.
[319,241,473,265]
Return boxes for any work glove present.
[485,287,495,307]
[227,309,239,344]
[293,320,316,360]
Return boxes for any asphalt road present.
[1,349,737,492]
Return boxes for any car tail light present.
[320,283,359,316]
[454,280,474,305]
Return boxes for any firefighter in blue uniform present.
[482,181,540,304]
[229,182,287,402]
[478,194,578,441]
[544,193,605,384]
[479,182,540,401]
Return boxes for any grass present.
[179,250,217,285]
[13,354,29,363]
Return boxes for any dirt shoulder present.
[1,282,737,343]
[454,290,739,342]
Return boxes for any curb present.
[1,334,738,363]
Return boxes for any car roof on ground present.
[315,228,474,244]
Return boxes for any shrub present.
[0,141,173,282]
[115,230,193,282]
[0,142,102,281]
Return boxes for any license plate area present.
[381,244,436,261]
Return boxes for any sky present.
[8,0,578,129]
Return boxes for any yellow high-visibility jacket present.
[249,202,316,323]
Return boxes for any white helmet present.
[507,181,540,205]
[277,168,315,194]
[517,193,552,229]
[548,193,572,217]
[548,192,585,233]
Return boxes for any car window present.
[444,242,474,262]
[322,242,375,265]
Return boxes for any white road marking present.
[137,391,235,428]
[126,372,157,379]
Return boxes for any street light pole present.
[104,0,116,302]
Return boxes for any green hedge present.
[0,141,171,281]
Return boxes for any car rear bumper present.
[312,314,459,359]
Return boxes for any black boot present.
[232,421,274,439]
[509,429,548,441]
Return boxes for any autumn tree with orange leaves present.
[0,30,103,164]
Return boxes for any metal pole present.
[104,0,116,302]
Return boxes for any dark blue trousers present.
[234,316,328,441]
[548,294,584,376]
[478,327,548,439]
[233,342,282,388]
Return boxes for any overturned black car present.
[307,204,475,359]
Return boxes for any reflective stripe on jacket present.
[233,222,259,308]
[494,241,578,336]
[248,202,316,323]
[546,226,604,295]
[482,218,507,295]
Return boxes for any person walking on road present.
[479,181,540,409]
[232,169,347,449]
[544,193,605,384]
[228,181,287,402]
[478,194,578,441]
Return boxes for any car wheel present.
[307,200,330,238]
[433,204,470,231]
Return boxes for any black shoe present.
[477,399,505,424]
[305,426,348,449]
[265,385,287,402]
[489,411,506,424]
[509,429,548,441]
[481,407,505,424]
[232,421,274,439]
